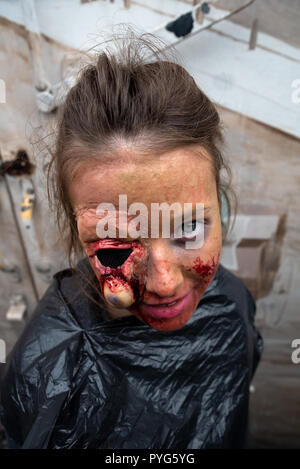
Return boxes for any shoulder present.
[0,256,103,382]
[201,262,259,351]
[12,257,101,350]
[0,260,96,447]
[210,263,263,380]
[0,261,90,445]
[204,262,256,316]
[13,267,84,363]
[3,258,100,372]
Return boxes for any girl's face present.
[70,146,222,332]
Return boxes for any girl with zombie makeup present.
[0,31,263,449]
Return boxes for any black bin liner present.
[0,257,263,449]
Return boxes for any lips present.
[139,290,193,320]
[143,296,183,306]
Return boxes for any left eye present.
[172,219,205,241]
[181,219,203,239]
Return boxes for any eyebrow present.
[170,205,212,221]
[81,205,213,226]
[81,203,212,224]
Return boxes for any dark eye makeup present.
[174,218,211,245]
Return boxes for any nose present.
[144,240,184,300]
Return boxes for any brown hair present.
[47,27,236,271]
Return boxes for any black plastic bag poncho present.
[0,257,263,449]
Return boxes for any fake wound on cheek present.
[86,239,147,309]
[187,253,220,289]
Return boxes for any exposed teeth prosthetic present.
[88,240,147,309]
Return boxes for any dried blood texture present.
[189,254,220,288]
[88,239,147,306]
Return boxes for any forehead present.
[69,146,217,212]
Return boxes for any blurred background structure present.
[0,0,299,448]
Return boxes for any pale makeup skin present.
[69,145,222,332]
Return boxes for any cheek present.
[76,218,92,244]
[190,252,220,289]
[184,235,221,292]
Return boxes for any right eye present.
[96,248,133,268]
